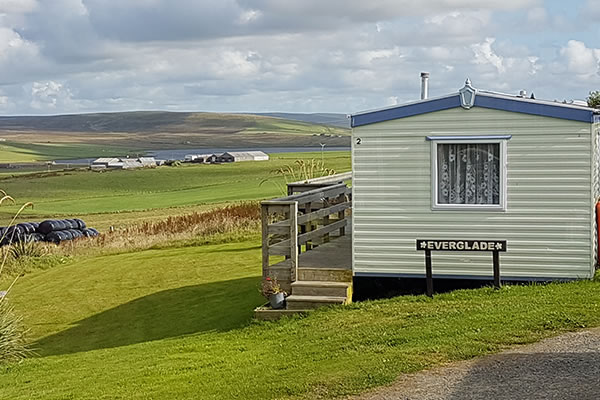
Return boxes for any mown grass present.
[0,151,351,226]
[0,242,599,400]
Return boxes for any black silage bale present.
[82,228,99,238]
[4,225,25,242]
[45,231,61,244]
[64,219,78,229]
[74,218,86,230]
[39,220,61,234]
[17,222,35,234]
[61,230,73,241]
[30,232,45,242]
[68,229,82,239]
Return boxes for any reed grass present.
[0,191,33,364]
[261,159,336,195]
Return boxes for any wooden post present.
[261,204,269,278]
[425,250,433,297]
[493,251,501,289]
[289,202,298,282]
[306,202,313,250]
[337,193,346,237]
[323,200,330,244]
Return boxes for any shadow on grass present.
[35,276,263,357]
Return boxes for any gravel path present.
[350,327,600,400]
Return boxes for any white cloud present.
[0,0,595,115]
[30,81,74,110]
[472,38,506,74]
[0,0,38,14]
[559,40,600,78]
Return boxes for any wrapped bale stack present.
[0,218,99,246]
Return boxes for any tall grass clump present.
[0,191,33,364]
[261,159,336,195]
[0,301,30,363]
[51,202,261,256]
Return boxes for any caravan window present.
[430,137,508,211]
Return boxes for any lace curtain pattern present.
[437,143,500,205]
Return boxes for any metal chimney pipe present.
[420,72,430,100]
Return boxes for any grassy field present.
[0,141,138,162]
[1,236,599,399]
[2,149,599,399]
[0,151,351,228]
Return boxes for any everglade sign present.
[416,239,507,252]
[416,239,507,296]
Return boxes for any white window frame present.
[429,135,509,212]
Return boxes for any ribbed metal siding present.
[352,107,594,279]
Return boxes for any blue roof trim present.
[351,95,461,127]
[351,93,596,127]
[426,135,512,141]
[474,95,593,123]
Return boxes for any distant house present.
[138,157,157,167]
[217,151,269,163]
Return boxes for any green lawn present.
[1,236,599,399]
[0,151,351,226]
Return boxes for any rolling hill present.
[0,112,350,161]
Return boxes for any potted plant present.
[261,277,286,309]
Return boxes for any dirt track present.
[350,327,600,400]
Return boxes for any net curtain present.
[437,143,500,205]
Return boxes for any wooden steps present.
[284,268,353,311]
[286,295,347,310]
[290,280,351,297]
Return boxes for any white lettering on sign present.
[416,239,507,252]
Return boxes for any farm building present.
[91,157,120,169]
[350,78,600,281]
[91,157,159,170]
[184,154,219,163]
[138,157,157,167]
[218,151,269,163]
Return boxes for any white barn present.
[351,79,600,281]
[218,151,269,163]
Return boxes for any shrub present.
[9,237,43,260]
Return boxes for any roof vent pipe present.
[420,72,429,100]
[519,90,527,98]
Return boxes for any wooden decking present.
[288,233,351,271]
[256,173,353,320]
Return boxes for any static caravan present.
[351,79,600,281]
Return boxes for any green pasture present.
[1,235,599,399]
[0,151,351,226]
[0,141,136,162]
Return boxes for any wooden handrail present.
[261,177,352,293]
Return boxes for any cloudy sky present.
[0,0,599,115]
